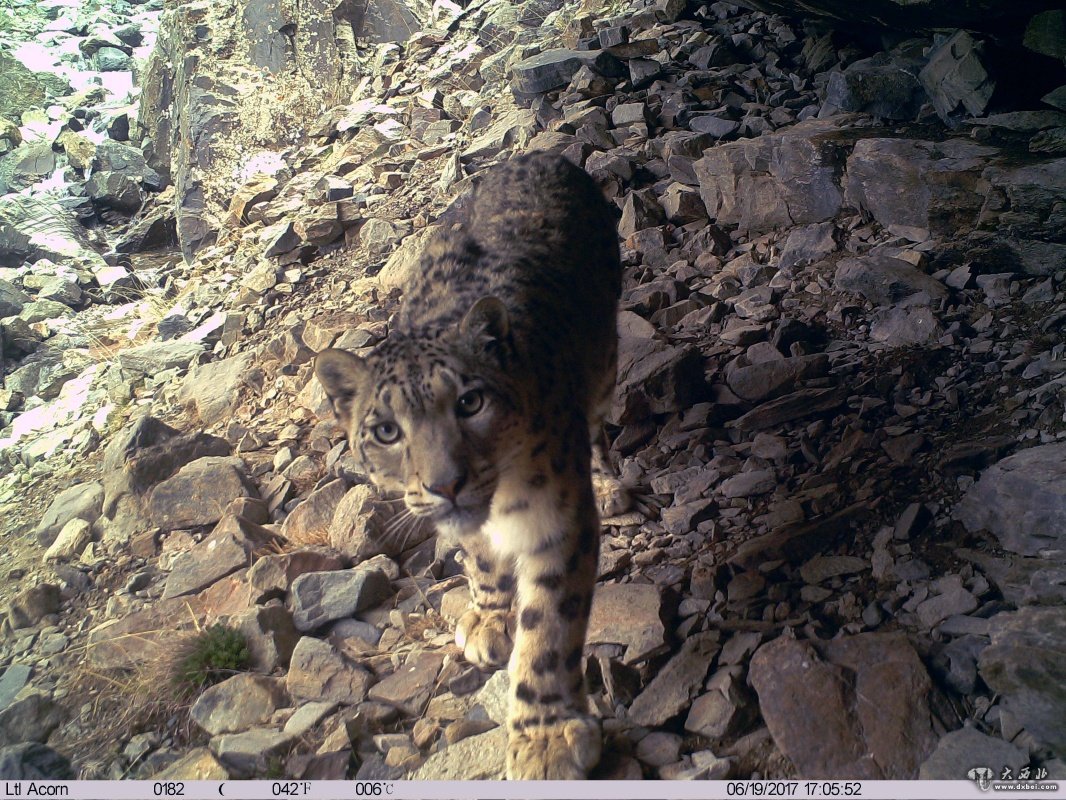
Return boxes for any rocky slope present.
[1,0,1065,782]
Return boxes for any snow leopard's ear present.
[460,296,510,343]
[315,348,368,428]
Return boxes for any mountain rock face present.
[1,0,1065,784]
[135,0,382,260]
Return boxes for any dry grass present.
[278,523,332,549]
[399,606,449,643]
[75,284,176,364]
[61,630,205,775]
[59,620,249,776]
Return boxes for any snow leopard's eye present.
[372,421,402,444]
[456,389,485,418]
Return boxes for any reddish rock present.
[749,633,936,778]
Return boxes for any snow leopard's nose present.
[424,472,467,502]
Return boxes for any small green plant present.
[264,756,286,779]
[172,624,250,697]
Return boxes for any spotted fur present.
[316,152,623,779]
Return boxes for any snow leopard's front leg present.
[455,531,515,668]
[490,453,602,779]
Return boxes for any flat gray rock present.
[720,469,776,498]
[726,354,828,402]
[510,48,623,94]
[636,732,683,767]
[685,690,737,740]
[162,515,277,599]
[210,728,296,778]
[916,583,978,629]
[290,567,392,632]
[733,386,847,431]
[587,583,668,664]
[955,443,1066,556]
[408,726,506,779]
[190,674,288,736]
[835,255,947,306]
[799,555,868,584]
[0,665,32,714]
[177,352,255,425]
[34,482,103,547]
[628,632,720,727]
[919,726,1028,780]
[979,605,1066,759]
[367,650,445,716]
[869,305,942,346]
[147,456,254,532]
[116,340,205,378]
[286,637,371,704]
[283,701,337,738]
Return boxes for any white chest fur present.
[485,477,568,558]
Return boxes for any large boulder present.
[349,0,421,43]
[918,31,995,124]
[843,138,996,235]
[834,255,948,306]
[0,195,106,270]
[694,117,850,233]
[162,514,280,598]
[919,726,1028,780]
[100,416,232,540]
[824,53,926,120]
[979,606,1066,759]
[980,158,1066,244]
[35,482,104,547]
[749,633,937,778]
[955,443,1066,556]
[610,337,703,425]
[146,457,255,531]
[1024,10,1066,59]
[85,172,145,213]
[0,279,30,318]
[0,52,71,121]
[177,352,255,424]
[510,48,624,94]
[0,143,58,194]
